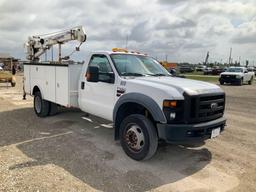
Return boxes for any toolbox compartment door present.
[56,66,69,106]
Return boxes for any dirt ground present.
[0,74,255,192]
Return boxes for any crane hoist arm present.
[25,25,86,62]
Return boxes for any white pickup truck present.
[24,49,226,160]
[219,67,254,85]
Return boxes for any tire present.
[120,114,158,161]
[10,76,16,87]
[34,91,50,117]
[248,77,253,85]
[11,81,16,87]
[238,78,243,86]
[219,80,224,85]
[48,102,58,116]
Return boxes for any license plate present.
[211,127,221,139]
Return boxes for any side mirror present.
[86,66,99,82]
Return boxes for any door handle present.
[81,81,85,89]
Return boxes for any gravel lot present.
[0,75,255,192]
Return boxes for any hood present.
[221,72,242,76]
[127,76,223,95]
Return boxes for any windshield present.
[110,54,170,76]
[227,68,243,72]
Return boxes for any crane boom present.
[25,26,86,62]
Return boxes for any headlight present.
[163,100,183,123]
[236,75,241,79]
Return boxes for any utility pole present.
[125,35,129,49]
[204,51,209,65]
[246,60,249,67]
[165,54,168,62]
[228,47,232,66]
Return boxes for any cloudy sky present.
[0,0,255,64]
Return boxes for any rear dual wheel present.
[34,92,50,117]
[34,91,58,117]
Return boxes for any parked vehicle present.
[203,67,213,75]
[0,70,16,87]
[195,65,206,72]
[204,67,225,76]
[24,49,227,160]
[179,66,194,73]
[24,27,227,161]
[247,67,256,76]
[211,68,225,75]
[219,67,254,85]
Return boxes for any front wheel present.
[238,78,243,86]
[120,114,158,161]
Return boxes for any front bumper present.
[157,117,226,143]
[219,77,240,84]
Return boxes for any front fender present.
[113,93,167,140]
[113,93,166,124]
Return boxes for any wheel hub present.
[125,125,145,151]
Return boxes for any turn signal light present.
[163,100,177,108]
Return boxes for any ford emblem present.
[211,103,218,111]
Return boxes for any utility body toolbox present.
[24,62,82,107]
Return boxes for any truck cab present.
[24,48,226,161]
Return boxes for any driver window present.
[88,55,113,82]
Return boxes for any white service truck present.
[219,67,254,85]
[24,27,226,161]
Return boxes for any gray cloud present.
[158,0,188,5]
[156,18,196,30]
[0,0,255,63]
[232,34,256,44]
[231,19,256,44]
[129,21,152,42]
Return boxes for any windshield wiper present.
[121,72,145,76]
[147,73,171,76]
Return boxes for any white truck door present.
[79,54,115,121]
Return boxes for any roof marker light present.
[112,48,128,53]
